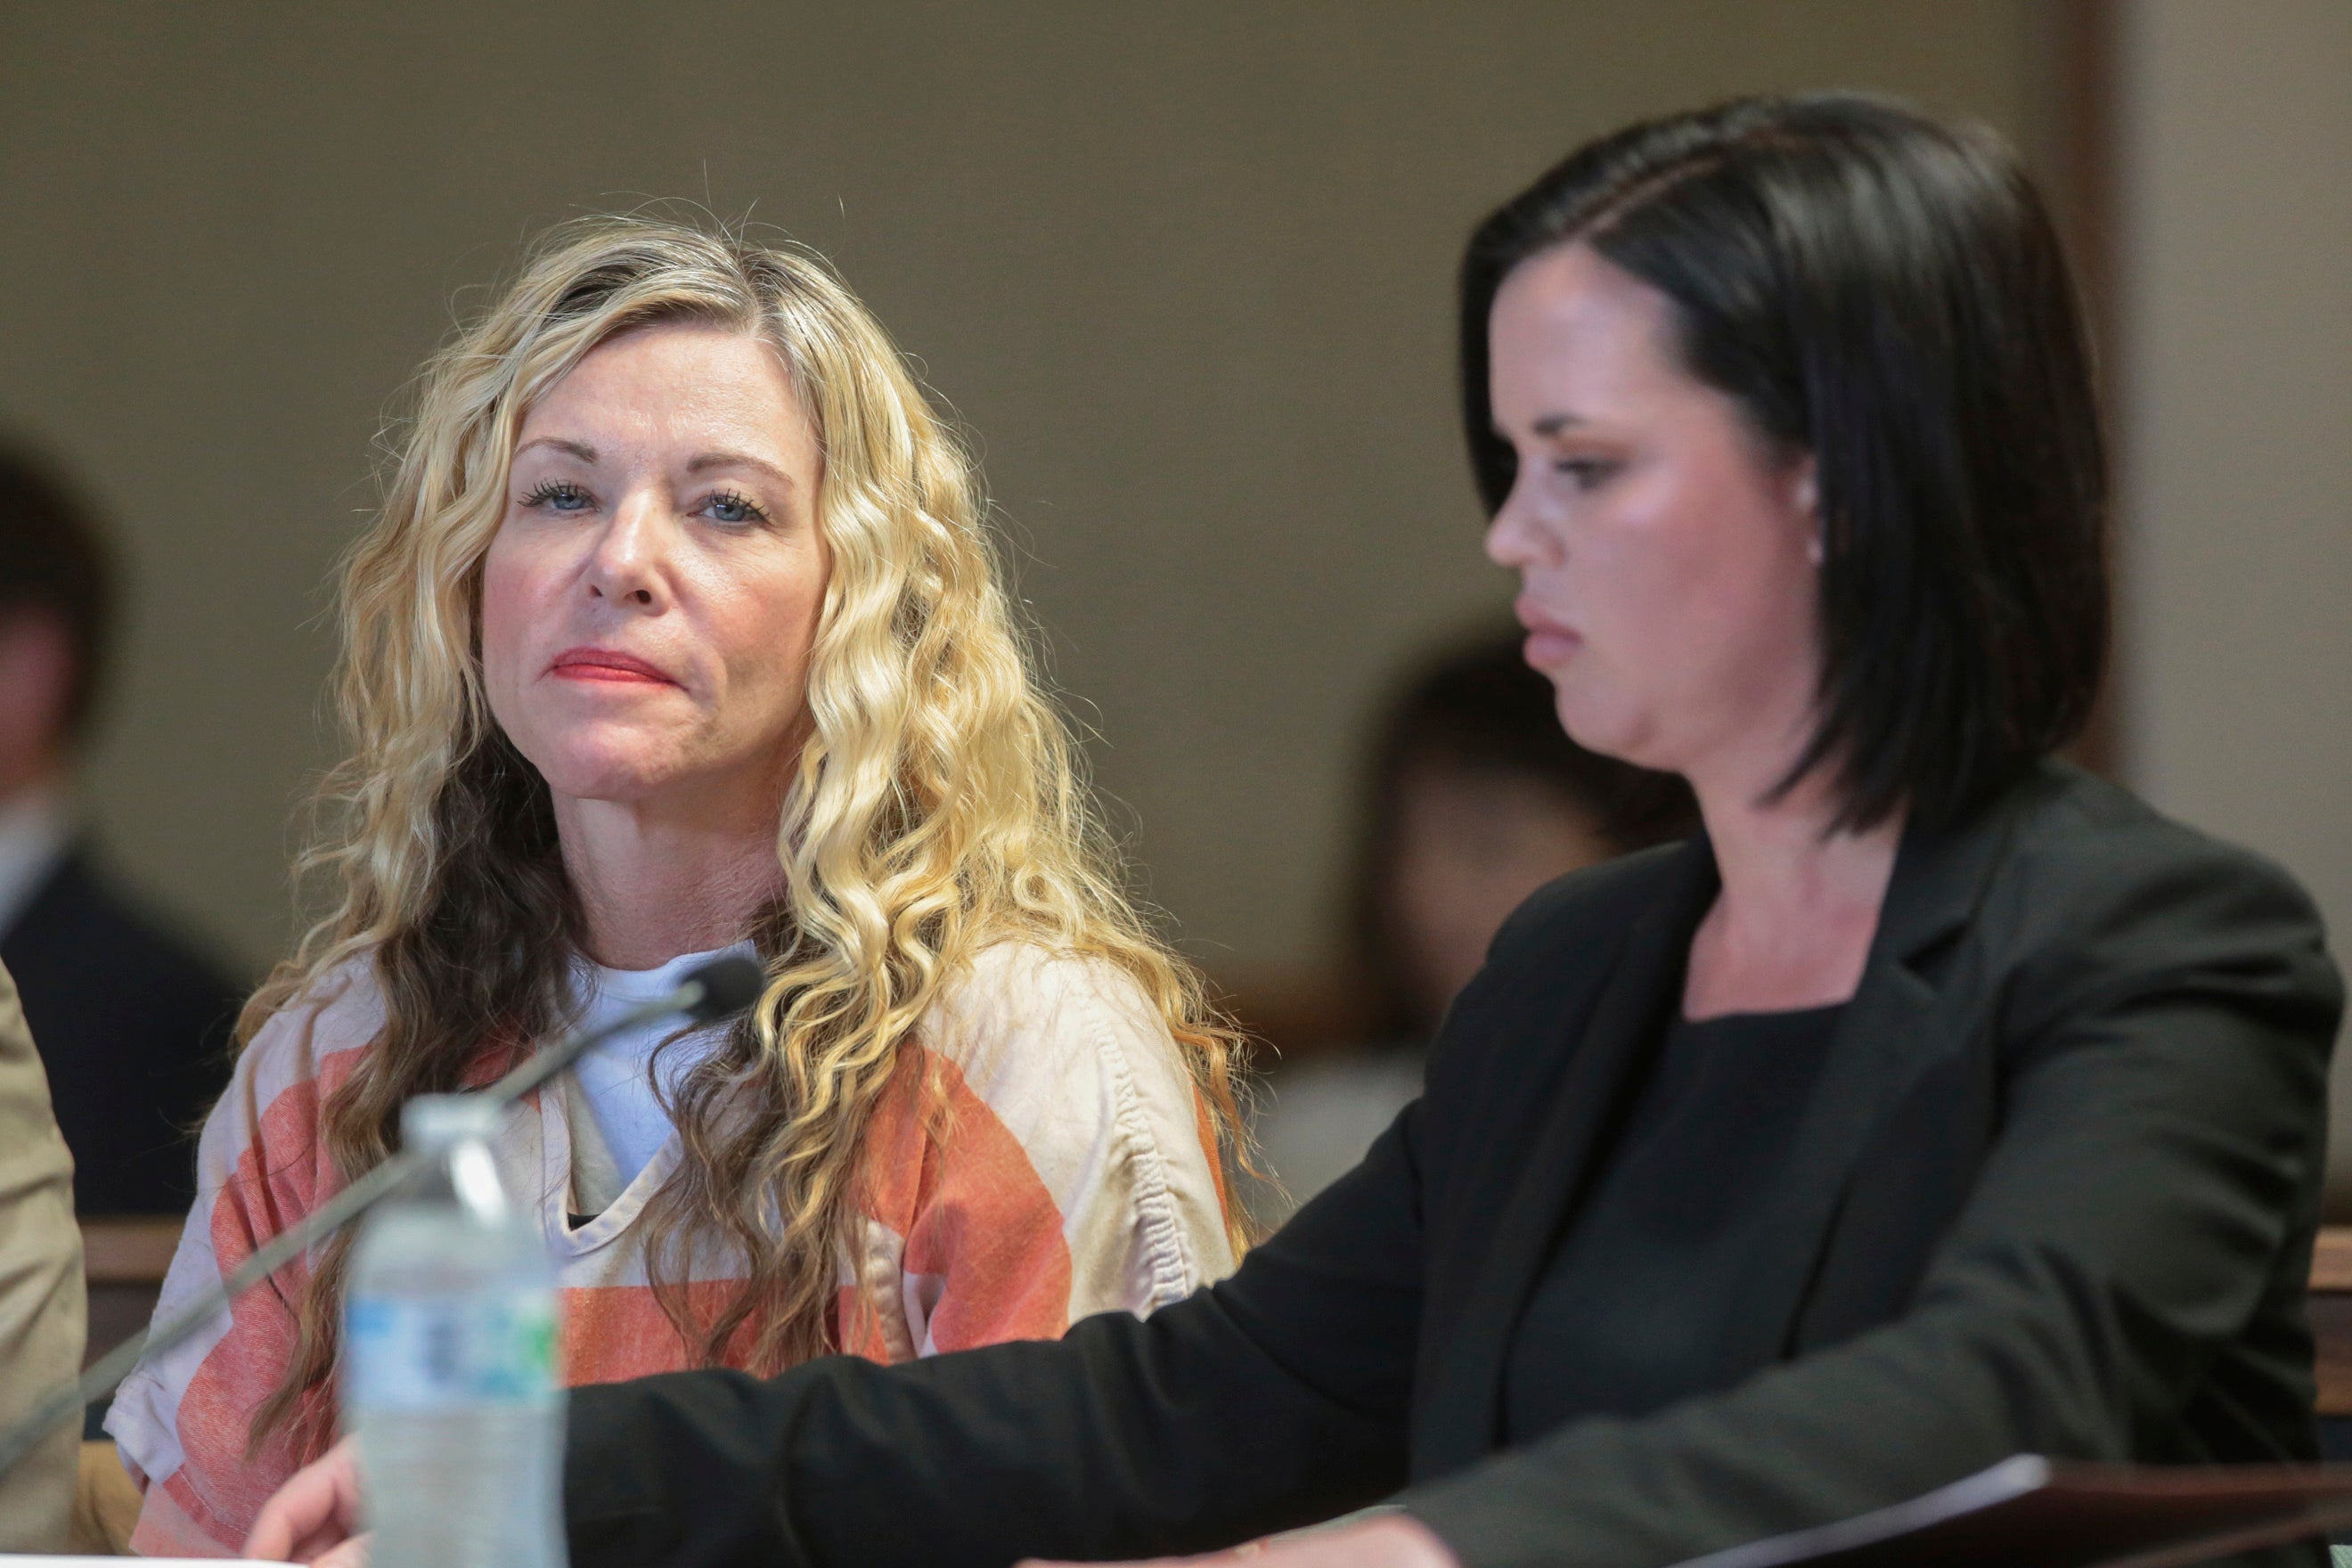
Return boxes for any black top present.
[559,764,2342,1568]
[0,847,241,1214]
[1504,1003,1845,1438]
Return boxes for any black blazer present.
[565,764,2344,1568]
[0,847,241,1215]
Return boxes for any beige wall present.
[2113,0,2352,1193]
[0,3,2034,984]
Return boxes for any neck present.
[553,785,787,971]
[1681,739,1904,1018]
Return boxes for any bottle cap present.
[400,1094,504,1150]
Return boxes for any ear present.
[1790,455,1823,566]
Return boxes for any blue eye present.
[520,480,593,513]
[702,488,771,527]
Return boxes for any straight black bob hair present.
[1461,94,2108,831]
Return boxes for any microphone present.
[0,952,766,1482]
[478,951,765,1107]
[679,953,766,1022]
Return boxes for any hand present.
[244,1435,371,1567]
[1020,1513,1459,1568]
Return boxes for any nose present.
[1482,474,1556,572]
[584,488,671,610]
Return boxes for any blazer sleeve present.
[1397,836,2344,1567]
[565,1096,1427,1568]
[0,959,85,1553]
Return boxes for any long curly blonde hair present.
[245,215,1249,1455]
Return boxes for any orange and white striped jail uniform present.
[107,942,1236,1556]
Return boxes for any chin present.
[516,731,677,804]
[536,764,670,804]
[1551,689,1657,771]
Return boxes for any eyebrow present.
[511,438,795,490]
[1530,412,1589,437]
[685,450,795,488]
[517,437,598,462]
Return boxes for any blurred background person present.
[0,957,86,1551]
[0,445,241,1218]
[1250,630,1694,1221]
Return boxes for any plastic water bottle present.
[345,1095,565,1568]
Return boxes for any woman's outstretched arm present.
[251,1099,1425,1568]
[559,1105,1429,1568]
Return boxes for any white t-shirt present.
[559,942,754,1214]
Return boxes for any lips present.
[547,646,679,686]
[1513,599,1582,668]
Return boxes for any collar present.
[0,785,72,939]
[1411,767,2037,1474]
[1672,764,2033,976]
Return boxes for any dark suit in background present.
[0,846,240,1216]
[559,764,2343,1568]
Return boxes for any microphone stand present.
[0,953,765,1482]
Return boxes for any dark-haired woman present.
[252,94,2344,1568]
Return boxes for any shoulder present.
[193,952,387,1211]
[920,941,1186,1108]
[11,852,221,965]
[1428,835,1697,1026]
[1982,764,2330,966]
[915,943,1205,1176]
[1992,763,2312,909]
[211,955,385,1141]
[1436,840,1701,1051]
[3,854,242,1037]
[914,942,1230,1278]
[1483,838,1699,973]
[1966,764,2341,1044]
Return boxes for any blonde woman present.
[106,217,1247,1557]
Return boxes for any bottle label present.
[346,1288,559,1411]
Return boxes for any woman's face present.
[1484,243,1821,784]
[480,322,828,819]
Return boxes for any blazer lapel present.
[1708,794,2026,1383]
[1416,840,1718,1475]
[1702,947,1946,1383]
